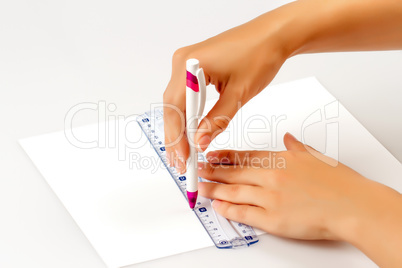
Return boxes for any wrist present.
[268,0,402,56]
[330,181,384,243]
[330,179,402,266]
[319,173,394,242]
[256,1,321,60]
[266,0,355,58]
[234,1,329,67]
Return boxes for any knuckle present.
[274,172,289,190]
[265,213,282,234]
[236,166,247,177]
[224,150,232,161]
[206,164,216,178]
[232,88,245,100]
[265,170,282,189]
[219,151,232,164]
[163,85,180,104]
[274,169,286,183]
[215,200,228,215]
[234,205,249,222]
[172,47,189,63]
[267,191,281,208]
[284,150,298,161]
[227,184,241,199]
[163,89,172,103]
[212,116,230,134]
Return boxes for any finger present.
[163,51,189,173]
[283,133,337,166]
[198,162,264,186]
[163,93,189,172]
[198,182,264,207]
[195,88,242,152]
[283,132,322,155]
[283,132,307,152]
[212,200,268,229]
[205,150,284,168]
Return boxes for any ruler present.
[137,108,259,249]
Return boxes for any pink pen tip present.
[187,191,198,209]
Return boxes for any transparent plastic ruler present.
[137,108,259,249]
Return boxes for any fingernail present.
[175,150,186,173]
[176,167,184,174]
[286,132,297,141]
[198,162,204,170]
[175,150,185,162]
[175,160,185,174]
[197,135,211,152]
[212,200,221,209]
[166,153,171,166]
[167,151,175,167]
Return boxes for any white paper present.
[19,120,213,268]
[20,77,402,267]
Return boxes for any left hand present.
[198,132,400,241]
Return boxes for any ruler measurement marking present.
[137,110,258,249]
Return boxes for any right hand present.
[163,10,293,173]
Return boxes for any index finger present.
[206,150,286,168]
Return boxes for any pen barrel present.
[186,85,199,192]
[186,59,199,79]
[186,144,198,192]
[186,59,200,193]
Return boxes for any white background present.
[0,0,401,267]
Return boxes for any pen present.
[185,58,206,209]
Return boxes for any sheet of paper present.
[20,77,402,268]
[20,120,213,268]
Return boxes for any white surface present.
[19,122,212,268]
[1,0,402,267]
[19,78,402,268]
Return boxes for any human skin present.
[162,0,402,266]
[163,0,402,170]
[199,133,402,267]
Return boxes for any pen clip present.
[196,68,206,117]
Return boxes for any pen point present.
[187,191,198,209]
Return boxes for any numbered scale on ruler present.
[137,109,259,249]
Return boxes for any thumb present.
[283,132,307,152]
[195,91,241,152]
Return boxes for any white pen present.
[185,58,206,209]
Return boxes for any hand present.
[163,0,402,175]
[162,0,402,265]
[163,13,291,173]
[198,133,402,242]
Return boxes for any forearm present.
[276,1,402,265]
[274,0,402,56]
[330,178,402,267]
